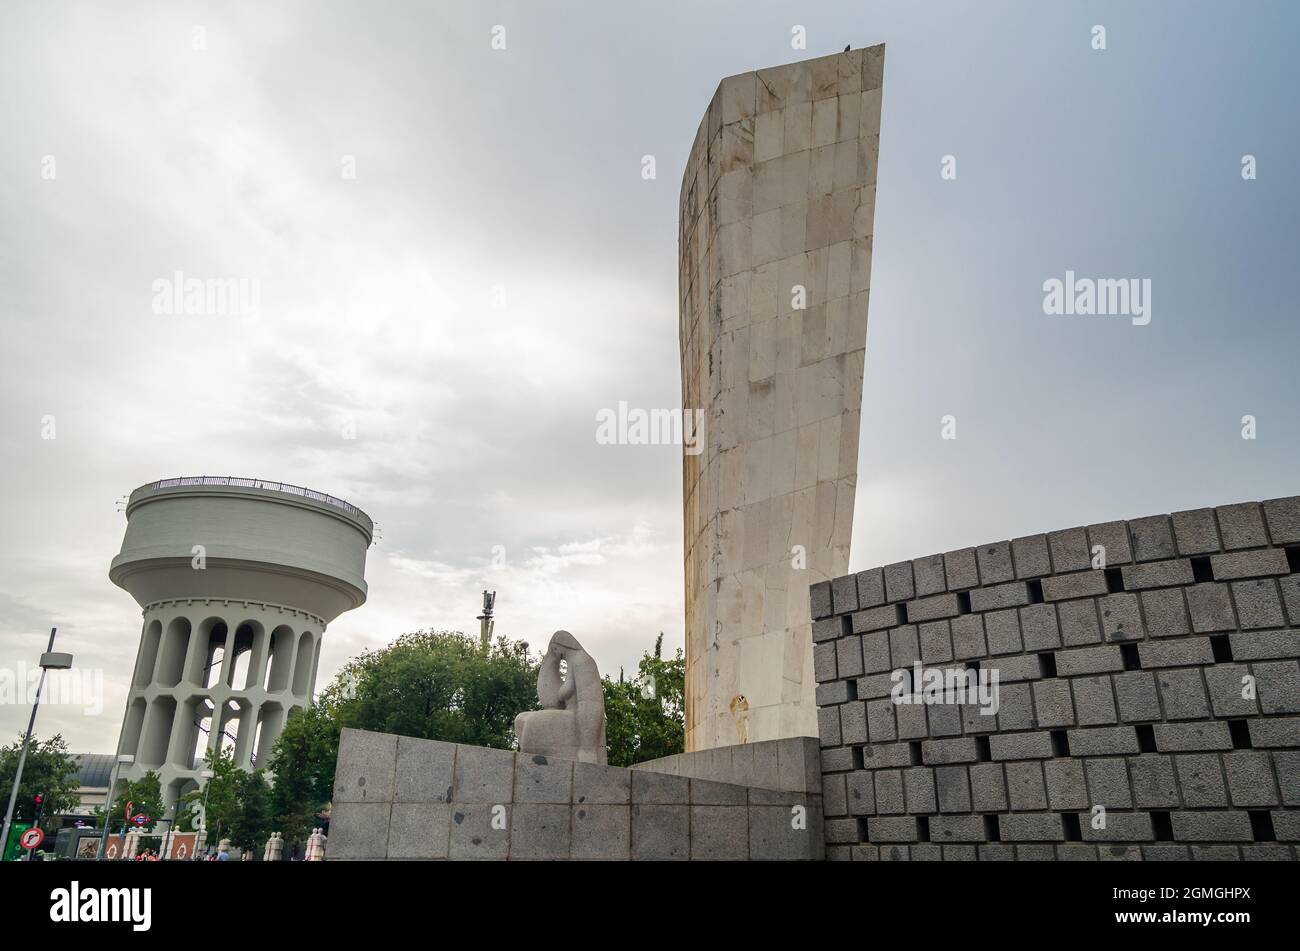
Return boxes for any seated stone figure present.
[514,630,607,764]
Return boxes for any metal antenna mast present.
[477,590,496,649]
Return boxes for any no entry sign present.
[19,827,44,850]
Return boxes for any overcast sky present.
[2,0,1297,754]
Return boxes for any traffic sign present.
[132,814,149,826]
[19,827,44,850]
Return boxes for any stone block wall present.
[328,728,823,860]
[679,46,885,750]
[632,736,822,794]
[809,498,1300,860]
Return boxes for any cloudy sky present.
[2,0,1297,754]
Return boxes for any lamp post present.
[197,767,215,860]
[95,753,134,860]
[1,628,71,861]
[156,805,174,861]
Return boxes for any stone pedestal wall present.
[328,728,823,860]
[632,736,821,795]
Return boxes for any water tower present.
[109,477,372,806]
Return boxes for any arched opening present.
[187,618,223,683]
[140,696,177,768]
[205,645,225,689]
[310,637,323,693]
[165,777,191,813]
[190,699,215,770]
[292,631,315,696]
[120,697,147,759]
[252,716,266,766]
[254,703,285,765]
[216,699,242,759]
[134,621,162,686]
[236,621,266,690]
[265,625,294,691]
[157,617,191,687]
[188,618,229,689]
[226,623,257,690]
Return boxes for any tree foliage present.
[0,733,80,825]
[329,630,539,747]
[96,769,164,835]
[265,704,339,842]
[176,748,274,850]
[603,634,685,767]
[260,629,539,841]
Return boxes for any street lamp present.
[156,805,175,861]
[95,753,134,860]
[1,628,71,861]
[198,768,215,860]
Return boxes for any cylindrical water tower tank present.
[108,477,372,806]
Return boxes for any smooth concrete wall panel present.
[811,497,1300,860]
[679,46,885,751]
[328,729,823,861]
[111,480,371,621]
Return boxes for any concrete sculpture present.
[514,630,607,764]
[305,828,326,861]
[263,831,284,862]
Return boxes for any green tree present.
[266,704,339,842]
[0,734,80,826]
[331,630,539,748]
[250,629,538,847]
[174,748,273,851]
[229,768,274,851]
[96,770,164,835]
[603,633,685,767]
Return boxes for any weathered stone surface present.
[681,47,886,750]
[514,753,574,804]
[395,735,455,803]
[632,804,689,860]
[509,803,572,859]
[452,745,515,803]
[387,802,450,859]
[329,802,391,859]
[689,806,749,859]
[572,804,631,860]
[448,803,510,860]
[574,761,632,804]
[334,729,397,804]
